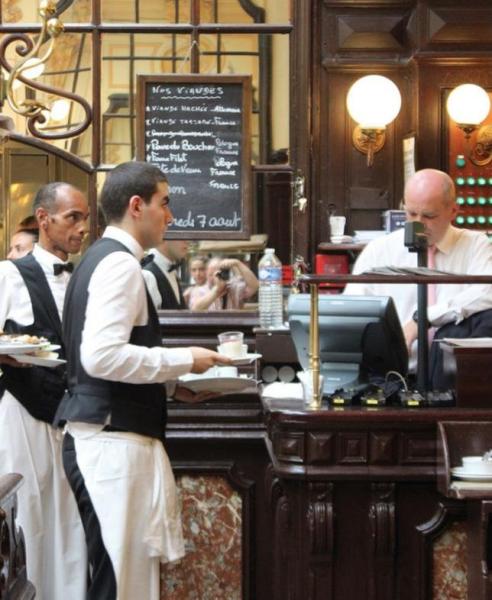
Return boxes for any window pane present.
[101,32,194,164]
[1,0,91,24]
[199,0,290,25]
[1,0,41,23]
[58,0,91,23]
[200,0,255,24]
[101,0,190,24]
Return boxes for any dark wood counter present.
[262,398,492,600]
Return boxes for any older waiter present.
[0,182,89,600]
[54,161,230,600]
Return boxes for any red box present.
[315,254,349,288]
[282,265,293,285]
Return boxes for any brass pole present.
[308,283,321,410]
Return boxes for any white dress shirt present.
[0,243,72,327]
[344,226,492,327]
[0,244,88,600]
[141,247,181,310]
[80,226,192,384]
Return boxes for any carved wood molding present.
[307,482,334,599]
[271,426,436,469]
[272,486,291,600]
[368,483,396,600]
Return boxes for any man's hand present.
[211,277,228,296]
[189,347,232,373]
[403,319,418,352]
[0,354,27,367]
[219,258,239,271]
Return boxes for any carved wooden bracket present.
[368,482,396,600]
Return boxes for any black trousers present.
[62,433,117,600]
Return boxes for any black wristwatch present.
[412,310,431,328]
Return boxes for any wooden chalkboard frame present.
[136,74,252,240]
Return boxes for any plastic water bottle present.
[258,248,284,328]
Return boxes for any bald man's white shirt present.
[344,226,492,366]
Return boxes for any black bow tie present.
[140,254,155,268]
[168,263,179,273]
[53,262,74,276]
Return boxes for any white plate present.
[441,338,492,348]
[44,344,61,352]
[0,342,48,354]
[451,467,492,481]
[11,354,66,368]
[229,353,262,366]
[179,377,257,394]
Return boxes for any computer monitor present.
[287,294,408,394]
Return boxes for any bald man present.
[345,168,492,369]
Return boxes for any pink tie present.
[427,245,437,344]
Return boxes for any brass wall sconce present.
[0,0,92,140]
[446,83,492,166]
[346,75,402,167]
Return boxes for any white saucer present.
[330,235,352,244]
[451,467,492,481]
[229,352,262,366]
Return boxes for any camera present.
[216,268,230,281]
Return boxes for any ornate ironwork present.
[0,0,92,140]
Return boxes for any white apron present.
[0,391,87,600]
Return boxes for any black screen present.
[288,294,408,394]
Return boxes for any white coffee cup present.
[217,343,247,358]
[462,455,492,474]
[215,366,238,378]
[329,215,346,237]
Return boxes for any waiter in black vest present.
[142,238,189,309]
[55,161,231,600]
[0,182,89,600]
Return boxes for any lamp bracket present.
[457,123,478,141]
[352,126,386,167]
[469,124,492,167]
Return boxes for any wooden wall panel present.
[306,0,492,257]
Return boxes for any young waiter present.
[55,161,230,600]
[0,182,89,600]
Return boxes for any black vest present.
[1,254,66,424]
[54,238,167,439]
[144,260,186,310]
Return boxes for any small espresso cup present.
[217,331,245,358]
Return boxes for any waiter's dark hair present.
[15,228,39,243]
[100,161,168,223]
[32,182,72,213]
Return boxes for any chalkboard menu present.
[137,74,252,239]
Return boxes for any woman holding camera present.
[186,256,259,311]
